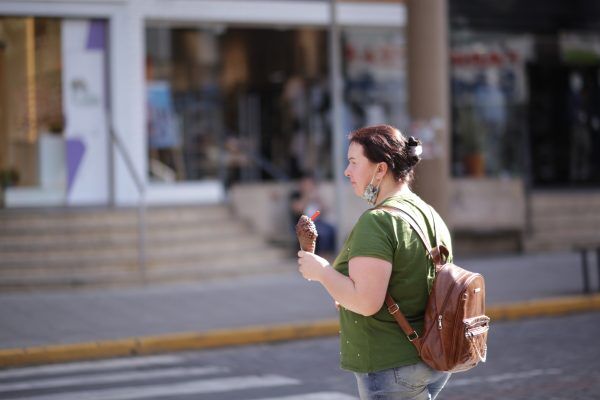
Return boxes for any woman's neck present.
[375,179,410,205]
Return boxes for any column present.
[406,0,450,221]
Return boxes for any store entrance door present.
[528,64,600,187]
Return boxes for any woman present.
[297,124,453,400]
[289,173,336,255]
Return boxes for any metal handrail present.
[107,112,147,282]
[242,149,290,182]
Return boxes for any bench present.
[573,244,600,293]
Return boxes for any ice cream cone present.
[295,214,318,253]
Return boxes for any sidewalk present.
[1,250,599,367]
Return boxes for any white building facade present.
[0,0,407,208]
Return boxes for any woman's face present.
[345,142,378,198]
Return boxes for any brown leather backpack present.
[379,205,490,373]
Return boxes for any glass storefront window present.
[146,25,222,183]
[450,28,600,185]
[145,23,408,186]
[1,17,109,207]
[343,27,408,134]
[0,17,63,193]
[450,32,532,178]
[146,25,330,185]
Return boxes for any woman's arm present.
[298,252,391,316]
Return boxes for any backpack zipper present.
[435,268,468,331]
[437,269,475,327]
[450,274,483,364]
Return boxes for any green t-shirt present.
[332,192,453,373]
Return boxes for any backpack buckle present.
[407,331,419,342]
[387,303,400,315]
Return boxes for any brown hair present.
[348,124,422,183]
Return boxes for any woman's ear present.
[377,162,388,179]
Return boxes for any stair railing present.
[241,148,290,182]
[107,113,147,282]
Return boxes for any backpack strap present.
[426,205,453,269]
[384,293,422,348]
[376,204,449,350]
[379,205,431,249]
[377,205,448,267]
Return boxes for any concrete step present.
[0,248,291,282]
[530,191,600,209]
[0,223,245,250]
[0,205,231,226]
[0,204,234,218]
[524,230,600,252]
[0,238,280,268]
[0,254,296,291]
[0,234,268,263]
[0,205,290,290]
[524,191,600,252]
[529,213,600,232]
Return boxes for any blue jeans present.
[354,362,451,400]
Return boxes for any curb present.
[2,294,599,368]
[487,293,600,321]
[0,320,339,368]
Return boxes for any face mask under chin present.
[361,171,380,206]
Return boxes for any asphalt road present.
[1,311,599,400]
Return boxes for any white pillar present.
[110,2,147,206]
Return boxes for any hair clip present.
[408,136,423,157]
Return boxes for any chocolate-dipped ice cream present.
[295,214,318,253]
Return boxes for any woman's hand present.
[297,250,330,282]
[297,252,392,316]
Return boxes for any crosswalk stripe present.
[0,355,186,379]
[0,374,300,400]
[0,366,228,392]
[251,392,358,400]
[448,368,562,387]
